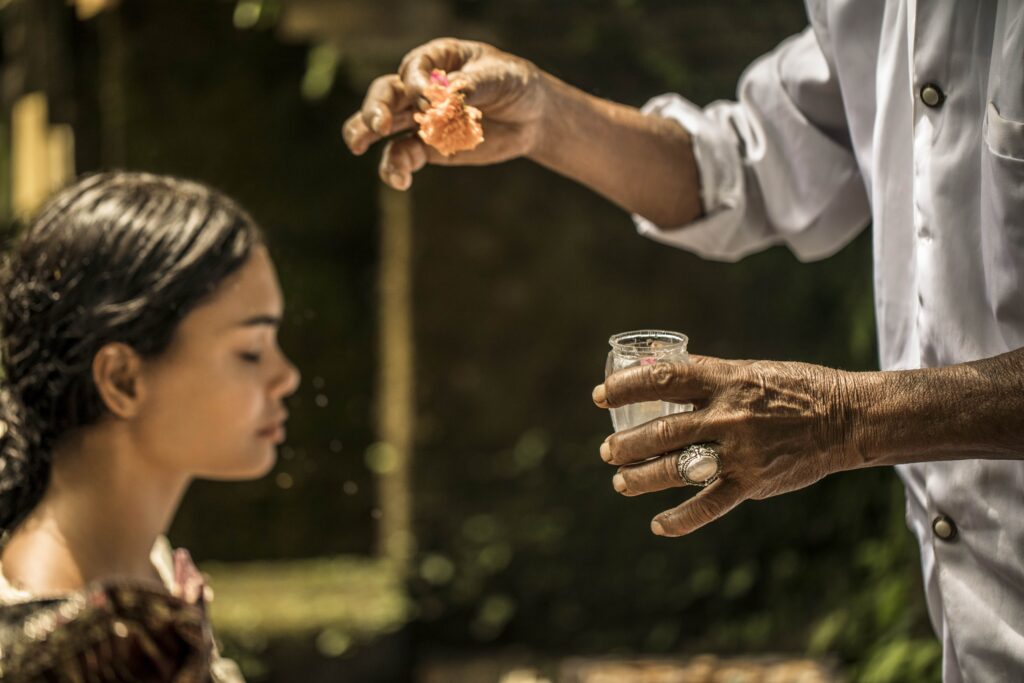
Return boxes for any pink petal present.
[430,69,450,87]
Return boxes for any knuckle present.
[341,121,357,145]
[650,418,676,450]
[393,138,415,159]
[686,405,714,439]
[605,435,623,464]
[688,502,714,527]
[714,407,749,434]
[702,494,727,519]
[649,362,676,390]
[407,38,457,68]
[723,370,765,418]
[343,114,363,136]
[659,456,680,484]
[370,75,393,91]
[634,460,672,494]
[402,41,433,62]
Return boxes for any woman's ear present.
[92,343,146,419]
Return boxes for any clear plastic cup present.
[605,329,693,432]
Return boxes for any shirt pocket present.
[984,101,1024,162]
[979,101,1024,344]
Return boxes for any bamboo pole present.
[10,93,76,217]
[11,93,49,217]
[375,183,415,573]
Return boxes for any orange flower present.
[414,69,484,157]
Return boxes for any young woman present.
[0,172,300,681]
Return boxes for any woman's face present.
[133,245,301,480]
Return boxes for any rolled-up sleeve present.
[634,26,870,263]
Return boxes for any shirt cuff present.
[631,94,769,262]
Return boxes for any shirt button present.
[932,515,957,541]
[920,84,945,108]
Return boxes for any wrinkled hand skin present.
[342,38,549,190]
[593,356,859,538]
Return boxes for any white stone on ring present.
[676,444,721,487]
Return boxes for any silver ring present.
[676,443,721,487]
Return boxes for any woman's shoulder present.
[0,580,213,682]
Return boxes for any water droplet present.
[313,376,325,390]
[275,472,293,489]
[315,394,328,408]
[343,480,358,495]
[371,508,383,520]
[329,440,343,453]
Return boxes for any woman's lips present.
[258,418,287,444]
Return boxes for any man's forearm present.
[528,72,702,228]
[847,347,1024,467]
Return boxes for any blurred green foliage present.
[204,555,408,677]
[5,0,941,680]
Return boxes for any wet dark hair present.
[0,171,263,535]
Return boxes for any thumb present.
[651,478,746,537]
[445,63,518,111]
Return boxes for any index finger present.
[343,75,417,155]
[361,75,416,136]
[593,361,723,408]
[398,38,475,93]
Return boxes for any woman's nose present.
[272,355,301,399]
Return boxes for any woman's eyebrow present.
[235,314,282,328]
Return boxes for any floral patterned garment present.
[0,538,244,682]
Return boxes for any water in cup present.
[606,330,693,432]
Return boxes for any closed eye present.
[239,352,262,364]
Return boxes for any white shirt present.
[634,2,1024,681]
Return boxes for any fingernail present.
[592,384,608,408]
[651,519,666,536]
[600,440,612,463]
[389,172,406,189]
[612,473,626,493]
[371,111,384,134]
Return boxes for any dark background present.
[1,1,940,680]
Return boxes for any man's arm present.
[345,29,871,264]
[343,39,702,228]
[527,72,702,229]
[851,348,1024,466]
